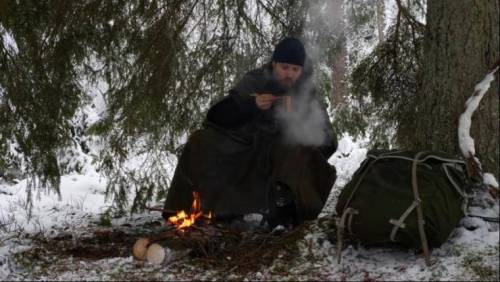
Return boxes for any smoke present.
[272,1,347,147]
[276,77,329,147]
[265,1,347,148]
[303,0,346,66]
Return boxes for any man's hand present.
[255,93,280,110]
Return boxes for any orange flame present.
[168,191,211,230]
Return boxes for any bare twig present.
[395,0,425,30]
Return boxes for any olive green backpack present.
[335,150,473,265]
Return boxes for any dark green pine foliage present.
[333,0,425,148]
[1,0,318,214]
[0,1,108,211]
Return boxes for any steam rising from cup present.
[277,78,329,147]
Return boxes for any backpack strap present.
[336,207,358,264]
[411,151,432,266]
[389,199,421,241]
[442,162,475,216]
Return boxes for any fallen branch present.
[146,206,214,222]
[145,206,177,214]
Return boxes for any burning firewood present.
[133,191,231,261]
[167,191,212,230]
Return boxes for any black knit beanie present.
[271,37,306,66]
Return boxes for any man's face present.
[272,62,303,89]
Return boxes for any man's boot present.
[266,181,298,230]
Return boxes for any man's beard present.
[278,77,295,89]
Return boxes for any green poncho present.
[164,63,337,223]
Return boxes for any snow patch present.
[0,26,19,54]
[483,173,499,188]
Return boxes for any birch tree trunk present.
[412,0,499,176]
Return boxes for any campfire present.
[133,191,217,264]
[132,189,295,269]
[167,191,212,230]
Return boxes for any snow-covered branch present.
[458,59,499,187]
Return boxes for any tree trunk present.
[375,0,385,43]
[330,0,347,106]
[331,49,347,106]
[413,0,499,177]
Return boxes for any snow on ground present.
[0,172,106,233]
[0,135,498,281]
